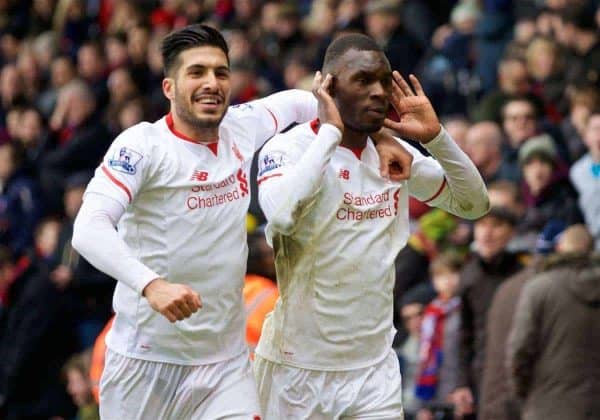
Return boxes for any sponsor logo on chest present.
[335,189,401,221]
[185,168,249,210]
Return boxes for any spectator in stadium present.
[440,115,470,151]
[36,54,77,117]
[500,96,540,176]
[12,105,52,177]
[0,241,78,419]
[116,97,147,132]
[76,42,108,108]
[42,80,111,214]
[464,121,512,183]
[500,96,567,174]
[0,141,41,257]
[364,0,422,78]
[105,67,139,135]
[63,352,99,420]
[0,63,25,125]
[507,227,599,420]
[453,206,523,418]
[397,285,431,419]
[473,56,531,124]
[570,109,600,250]
[481,223,593,420]
[50,171,114,347]
[560,9,600,89]
[525,36,567,120]
[518,133,583,234]
[393,208,460,339]
[561,85,599,162]
[415,252,463,414]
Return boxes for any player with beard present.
[71,24,410,419]
[253,33,489,419]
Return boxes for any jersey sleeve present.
[227,89,317,151]
[258,124,342,236]
[85,124,152,207]
[404,127,489,220]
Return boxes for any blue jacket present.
[0,171,41,257]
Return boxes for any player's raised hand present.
[384,72,441,144]
[143,278,202,323]
[312,71,343,133]
[371,129,413,181]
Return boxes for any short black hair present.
[322,33,383,74]
[161,24,229,77]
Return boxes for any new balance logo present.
[339,169,350,180]
[190,170,208,181]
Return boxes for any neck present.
[591,151,600,163]
[170,110,218,143]
[340,126,369,149]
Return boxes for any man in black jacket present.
[452,207,523,417]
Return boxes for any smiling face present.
[163,46,231,130]
[330,49,392,134]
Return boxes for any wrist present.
[142,277,164,297]
[420,124,443,144]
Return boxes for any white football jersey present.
[255,120,487,370]
[83,93,316,365]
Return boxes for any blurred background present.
[0,0,599,419]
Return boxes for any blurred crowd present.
[0,0,598,419]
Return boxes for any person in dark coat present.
[0,141,41,257]
[507,248,600,420]
[480,224,594,420]
[41,80,111,215]
[518,134,583,234]
[0,250,78,420]
[452,207,523,418]
[50,172,115,348]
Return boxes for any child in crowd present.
[63,352,99,420]
[416,252,463,418]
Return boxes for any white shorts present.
[100,348,261,420]
[254,349,404,420]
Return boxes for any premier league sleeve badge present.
[108,147,143,174]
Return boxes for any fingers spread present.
[393,71,414,97]
[409,74,425,96]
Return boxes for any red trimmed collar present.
[165,113,218,155]
[310,118,365,160]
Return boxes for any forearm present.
[258,89,317,132]
[72,193,159,294]
[423,127,489,219]
[260,124,341,234]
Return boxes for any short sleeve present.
[401,139,447,203]
[85,124,152,207]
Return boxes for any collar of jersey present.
[309,118,365,160]
[165,113,219,156]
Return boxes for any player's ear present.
[328,75,336,97]
[162,78,175,101]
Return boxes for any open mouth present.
[192,93,224,110]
